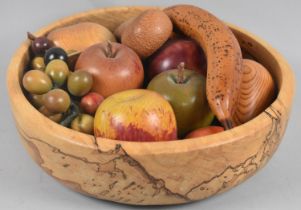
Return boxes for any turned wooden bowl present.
[7,6,295,205]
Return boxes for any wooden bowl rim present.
[6,6,295,155]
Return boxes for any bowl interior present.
[7,7,295,154]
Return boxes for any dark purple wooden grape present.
[44,47,68,65]
[27,32,54,55]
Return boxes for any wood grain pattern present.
[47,22,116,52]
[233,59,276,125]
[7,7,295,205]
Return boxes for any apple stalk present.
[105,41,115,58]
[176,62,185,84]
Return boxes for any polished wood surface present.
[165,5,243,129]
[233,59,276,126]
[47,22,116,52]
[7,6,295,205]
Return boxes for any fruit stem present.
[27,32,36,41]
[221,119,233,130]
[176,62,185,84]
[60,102,80,127]
[105,41,114,58]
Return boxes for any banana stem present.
[221,119,233,130]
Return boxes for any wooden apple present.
[94,89,177,141]
[185,126,224,139]
[80,92,104,115]
[146,39,206,81]
[147,63,214,137]
[75,42,144,98]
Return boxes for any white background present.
[1,0,300,209]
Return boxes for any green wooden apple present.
[147,63,214,137]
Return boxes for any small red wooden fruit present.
[80,92,104,115]
[185,126,224,139]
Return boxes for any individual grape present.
[22,70,52,94]
[43,89,71,113]
[45,59,69,87]
[67,71,93,96]
[39,105,63,122]
[31,57,45,71]
[71,114,94,134]
[44,47,68,65]
[27,32,54,55]
[28,94,44,108]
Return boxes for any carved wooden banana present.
[233,59,276,126]
[164,5,243,129]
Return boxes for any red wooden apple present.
[146,39,206,81]
[80,92,104,115]
[185,126,224,139]
[75,42,144,98]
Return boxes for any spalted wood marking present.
[7,6,295,206]
[18,127,189,205]
[185,105,284,199]
[18,103,285,204]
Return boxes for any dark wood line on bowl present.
[17,126,191,203]
[15,100,285,203]
[184,105,282,198]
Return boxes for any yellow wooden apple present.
[94,89,177,141]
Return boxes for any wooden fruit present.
[94,89,177,141]
[27,32,54,56]
[75,42,144,98]
[146,38,207,81]
[165,5,243,129]
[80,92,104,115]
[22,70,52,94]
[47,22,116,52]
[233,59,276,126]
[114,9,173,58]
[71,114,94,135]
[147,64,214,137]
[7,6,295,206]
[39,106,63,123]
[185,126,224,139]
